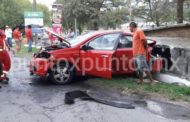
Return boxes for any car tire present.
[50,61,75,85]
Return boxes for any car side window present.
[88,33,120,50]
[88,37,103,50]
[118,35,133,48]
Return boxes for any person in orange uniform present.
[25,25,33,53]
[13,26,22,53]
[0,29,11,85]
[129,22,154,85]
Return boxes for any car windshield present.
[68,33,95,46]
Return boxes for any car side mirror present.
[81,45,88,51]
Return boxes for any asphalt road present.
[0,57,190,122]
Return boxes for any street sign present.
[24,12,43,18]
[52,4,63,24]
[50,4,63,40]
[24,12,44,26]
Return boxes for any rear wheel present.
[50,61,74,85]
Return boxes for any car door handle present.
[101,55,109,58]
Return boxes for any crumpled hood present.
[45,29,71,47]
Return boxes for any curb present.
[153,73,190,87]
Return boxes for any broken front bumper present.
[30,58,51,77]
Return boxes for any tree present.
[36,4,51,26]
[99,8,128,29]
[177,0,184,23]
[55,0,128,30]
[0,0,32,28]
[133,0,176,27]
[0,0,51,29]
[184,0,190,21]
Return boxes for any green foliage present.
[36,4,51,26]
[184,2,190,22]
[0,0,31,28]
[99,8,128,29]
[56,0,128,30]
[0,0,50,29]
[55,0,190,29]
[133,0,176,26]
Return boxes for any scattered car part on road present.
[65,90,135,109]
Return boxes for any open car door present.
[147,39,163,72]
[80,33,121,79]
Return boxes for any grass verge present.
[13,44,39,58]
[88,76,190,103]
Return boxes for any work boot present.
[1,79,9,84]
[0,74,9,84]
[0,77,9,84]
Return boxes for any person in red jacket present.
[25,25,33,53]
[13,26,22,53]
[0,29,11,85]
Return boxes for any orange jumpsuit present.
[0,30,11,79]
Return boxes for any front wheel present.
[50,61,74,85]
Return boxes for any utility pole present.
[33,0,37,11]
[74,18,77,37]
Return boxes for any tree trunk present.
[156,20,160,27]
[177,0,184,24]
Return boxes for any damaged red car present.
[30,30,163,85]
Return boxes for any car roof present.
[82,30,132,36]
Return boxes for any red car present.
[30,30,163,84]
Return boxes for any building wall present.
[144,24,190,38]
